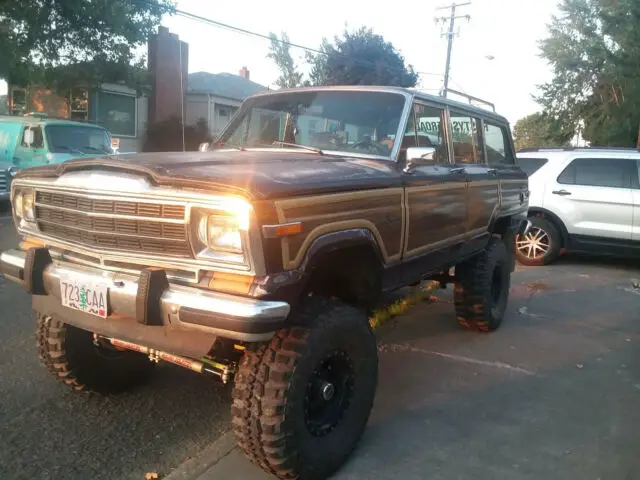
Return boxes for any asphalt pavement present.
[1,204,639,480]
[0,213,234,480]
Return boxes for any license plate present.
[60,276,108,318]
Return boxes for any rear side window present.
[484,122,514,165]
[516,157,548,176]
[557,157,639,189]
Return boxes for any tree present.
[537,0,640,146]
[267,32,305,88]
[306,27,418,87]
[0,1,175,88]
[513,112,574,150]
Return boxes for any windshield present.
[45,125,113,155]
[216,90,407,158]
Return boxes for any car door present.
[448,110,500,250]
[401,101,468,277]
[630,159,640,241]
[544,156,634,241]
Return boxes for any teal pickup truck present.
[0,115,116,200]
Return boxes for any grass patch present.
[369,281,440,330]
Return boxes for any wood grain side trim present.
[274,188,405,270]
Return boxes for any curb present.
[164,431,237,480]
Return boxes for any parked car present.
[0,86,529,480]
[515,147,640,265]
[0,114,116,201]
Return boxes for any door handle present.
[487,168,497,176]
[450,167,466,174]
[552,189,572,196]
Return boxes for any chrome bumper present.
[0,248,290,355]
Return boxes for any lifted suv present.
[1,86,528,479]
[515,147,640,265]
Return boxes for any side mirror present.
[198,142,210,152]
[23,128,34,146]
[403,146,436,173]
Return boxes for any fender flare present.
[298,228,385,274]
[527,207,570,247]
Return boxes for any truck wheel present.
[231,297,378,479]
[36,313,154,394]
[515,216,562,266]
[454,238,512,332]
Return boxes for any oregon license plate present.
[60,276,108,318]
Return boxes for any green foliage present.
[307,27,419,87]
[537,0,640,146]
[0,0,174,89]
[513,112,574,149]
[267,32,305,88]
[143,117,212,152]
[266,27,418,88]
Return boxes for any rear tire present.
[515,216,562,266]
[231,297,378,479]
[36,313,155,394]
[454,238,512,332]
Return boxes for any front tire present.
[231,297,378,479]
[36,313,155,394]
[454,237,512,332]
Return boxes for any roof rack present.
[517,146,640,152]
[444,88,496,112]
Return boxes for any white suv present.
[514,147,640,265]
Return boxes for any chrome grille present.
[0,170,8,193]
[34,190,191,258]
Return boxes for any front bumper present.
[0,248,290,357]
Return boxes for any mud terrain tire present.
[454,237,512,332]
[36,313,154,394]
[231,297,378,479]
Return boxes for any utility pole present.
[435,2,471,97]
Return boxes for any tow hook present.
[104,337,237,384]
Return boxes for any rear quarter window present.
[516,157,548,176]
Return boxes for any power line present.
[435,2,472,97]
[163,6,445,81]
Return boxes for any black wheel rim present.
[304,350,355,437]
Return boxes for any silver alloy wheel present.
[516,227,550,260]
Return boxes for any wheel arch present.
[297,228,385,311]
[527,207,569,248]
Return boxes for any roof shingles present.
[187,71,267,100]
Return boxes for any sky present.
[162,0,560,125]
[0,0,559,125]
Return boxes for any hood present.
[15,149,403,200]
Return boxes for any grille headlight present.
[13,188,35,222]
[189,198,252,264]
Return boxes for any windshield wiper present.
[82,145,109,154]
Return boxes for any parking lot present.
[0,212,639,479]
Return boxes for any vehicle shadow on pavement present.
[336,265,639,480]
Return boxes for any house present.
[186,67,267,137]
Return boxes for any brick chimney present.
[148,26,189,126]
[239,66,250,80]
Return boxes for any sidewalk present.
[168,263,639,480]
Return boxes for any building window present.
[94,91,137,137]
[70,88,89,122]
